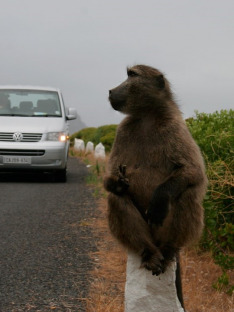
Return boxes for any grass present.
[70,149,233,311]
[181,249,233,311]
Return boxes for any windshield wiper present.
[0,113,18,116]
[0,113,59,117]
[0,113,33,117]
[33,113,59,117]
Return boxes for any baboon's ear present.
[157,74,165,89]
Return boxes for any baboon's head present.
[108,65,173,115]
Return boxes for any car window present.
[0,90,62,117]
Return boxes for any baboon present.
[104,65,207,306]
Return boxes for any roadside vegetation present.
[70,124,117,153]
[186,110,233,294]
[71,109,233,311]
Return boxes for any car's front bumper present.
[0,141,68,171]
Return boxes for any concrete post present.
[125,251,185,312]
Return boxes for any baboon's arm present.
[147,164,204,225]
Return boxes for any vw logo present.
[13,132,23,142]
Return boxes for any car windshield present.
[0,90,62,117]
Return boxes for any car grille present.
[0,132,42,142]
[0,149,45,156]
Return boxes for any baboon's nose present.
[109,90,112,95]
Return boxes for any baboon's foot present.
[141,248,164,276]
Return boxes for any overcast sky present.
[0,0,233,129]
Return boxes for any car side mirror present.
[66,107,77,120]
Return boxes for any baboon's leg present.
[108,194,163,275]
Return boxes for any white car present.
[0,86,77,182]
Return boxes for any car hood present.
[0,116,67,133]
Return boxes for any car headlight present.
[46,132,69,142]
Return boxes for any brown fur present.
[104,65,208,276]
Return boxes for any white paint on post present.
[125,251,184,312]
[85,141,94,154]
[74,138,85,151]
[94,142,105,159]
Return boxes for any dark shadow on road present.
[0,171,63,183]
[0,158,86,183]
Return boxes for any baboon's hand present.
[117,164,129,194]
[118,164,128,181]
[103,165,129,196]
[147,188,170,226]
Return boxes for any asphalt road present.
[0,157,98,312]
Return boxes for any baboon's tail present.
[175,253,185,310]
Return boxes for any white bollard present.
[94,142,105,159]
[74,138,85,152]
[85,141,94,154]
[125,251,184,312]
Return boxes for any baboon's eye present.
[127,70,138,77]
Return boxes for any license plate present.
[3,156,32,164]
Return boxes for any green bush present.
[186,110,234,163]
[187,110,233,293]
[70,127,97,145]
[70,124,117,152]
